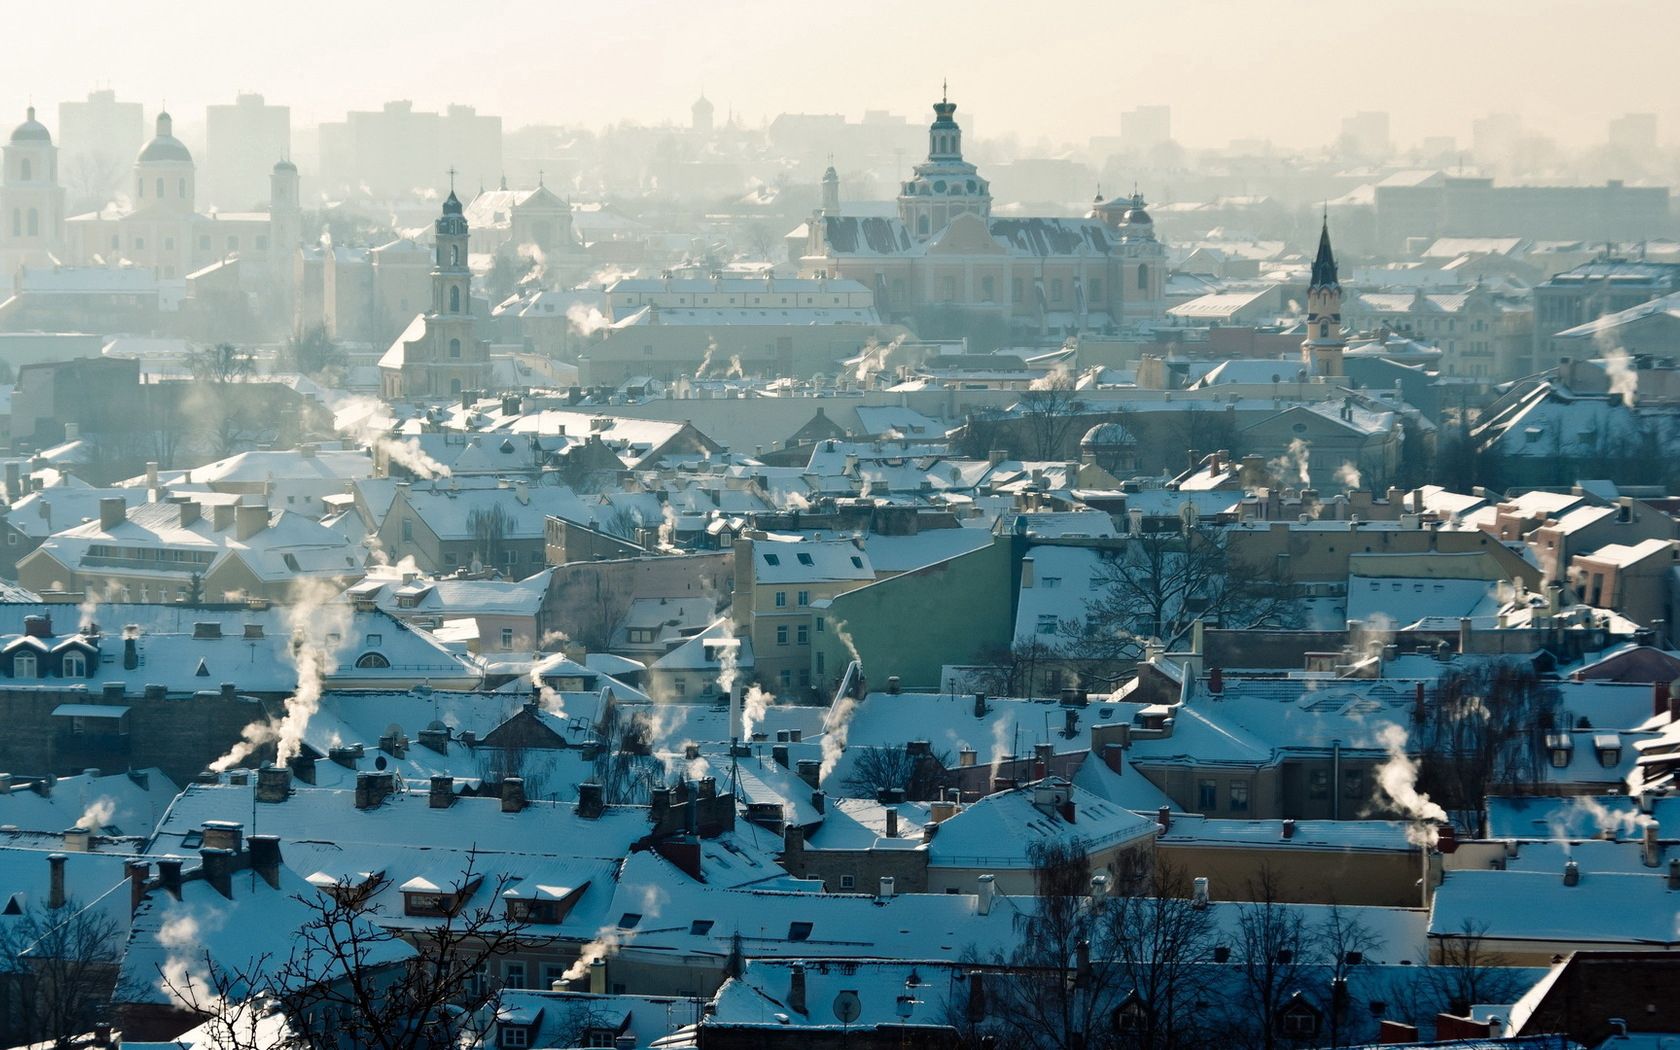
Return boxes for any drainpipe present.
[1331,739,1342,821]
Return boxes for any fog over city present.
[0,3,1674,1049]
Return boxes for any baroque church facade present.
[377,189,492,399]
[799,91,1167,338]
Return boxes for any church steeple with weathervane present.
[1302,213,1346,377]
[896,82,991,241]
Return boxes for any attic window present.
[850,556,863,569]
[796,552,814,566]
[181,830,204,849]
[689,919,714,935]
[617,912,642,930]
[763,554,780,566]
[787,921,813,942]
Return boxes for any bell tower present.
[1302,214,1345,377]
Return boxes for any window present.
[1051,278,1063,302]
[796,625,809,645]
[1308,769,1329,800]
[1229,782,1250,813]
[840,875,855,889]
[787,921,814,941]
[1342,769,1364,798]
[776,625,789,646]
[981,275,995,302]
[19,159,29,181]
[501,628,515,649]
[444,553,458,566]
[1090,278,1102,301]
[365,633,382,647]
[1041,577,1062,589]
[155,177,164,198]
[779,669,792,689]
[355,652,391,669]
[674,678,687,697]
[178,177,187,198]
[449,286,461,312]
[62,652,87,678]
[501,1025,530,1048]
[796,552,814,566]
[543,964,567,988]
[1036,614,1058,635]
[503,962,525,990]
[26,209,37,236]
[1137,265,1148,291]
[1198,780,1217,810]
[797,590,810,606]
[449,338,461,358]
[401,519,413,541]
[763,553,780,566]
[774,591,787,608]
[689,919,715,935]
[815,617,825,633]
[12,652,36,678]
[940,276,956,301]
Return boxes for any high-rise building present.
[57,89,143,208]
[318,101,501,198]
[1120,105,1171,156]
[1608,113,1658,155]
[205,93,290,210]
[1339,111,1391,162]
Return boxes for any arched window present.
[354,652,390,669]
[156,176,164,199]
[12,652,36,678]
[19,159,30,181]
[1137,265,1148,291]
[179,177,187,198]
[27,209,38,236]
[917,214,930,236]
[449,286,460,313]
[62,651,87,677]
[450,244,460,266]
[449,378,463,395]
[1320,322,1329,338]
[448,338,461,358]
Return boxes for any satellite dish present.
[833,990,862,1025]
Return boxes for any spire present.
[1310,215,1339,290]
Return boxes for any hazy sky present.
[16,0,1680,150]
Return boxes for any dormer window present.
[61,652,87,677]
[1546,733,1573,769]
[13,652,36,678]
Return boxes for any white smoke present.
[530,663,567,718]
[563,884,665,982]
[1028,364,1073,391]
[1601,344,1639,407]
[566,302,611,337]
[741,685,775,741]
[783,489,812,512]
[1271,437,1312,487]
[853,334,906,384]
[657,503,679,547]
[695,338,721,380]
[77,795,116,832]
[820,694,856,785]
[1335,461,1362,490]
[725,354,745,379]
[210,582,350,771]
[714,637,741,698]
[1558,794,1646,841]
[1372,723,1447,844]
[377,436,452,480]
[988,717,1011,783]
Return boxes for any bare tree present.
[1100,861,1216,1050]
[592,704,664,805]
[1232,867,1311,1050]
[1417,659,1560,825]
[1016,376,1089,461]
[187,343,257,384]
[1426,919,1518,1018]
[1316,904,1383,1049]
[468,504,515,574]
[1071,524,1298,666]
[158,854,532,1050]
[0,897,123,1047]
[840,743,953,801]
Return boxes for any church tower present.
[2,107,66,272]
[1302,216,1345,377]
[897,86,991,241]
[378,185,491,399]
[820,162,840,216]
[268,158,301,308]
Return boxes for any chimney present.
[788,962,808,1015]
[1669,858,1680,891]
[212,502,235,531]
[61,826,90,852]
[886,675,901,695]
[127,859,150,914]
[255,765,292,803]
[1436,822,1459,853]
[201,821,243,854]
[157,857,183,900]
[179,501,201,528]
[1644,821,1661,868]
[958,747,977,767]
[1192,876,1209,907]
[795,759,821,787]
[353,771,393,810]
[47,853,66,909]
[1157,806,1171,833]
[429,775,455,808]
[98,497,125,530]
[1034,742,1053,778]
[578,781,605,819]
[884,807,898,838]
[1563,860,1580,887]
[1282,818,1296,840]
[878,875,895,900]
[122,632,140,670]
[589,957,607,996]
[1208,666,1223,694]
[977,873,996,915]
[234,503,269,541]
[1090,873,1109,905]
[248,834,282,889]
[772,743,790,768]
[500,777,527,813]
[1458,616,1472,654]
[200,847,235,898]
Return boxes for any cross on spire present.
[447,166,457,192]
[942,78,948,104]
[537,168,545,187]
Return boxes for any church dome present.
[137,112,192,164]
[10,107,50,143]
[1121,194,1153,226]
[272,157,297,174]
